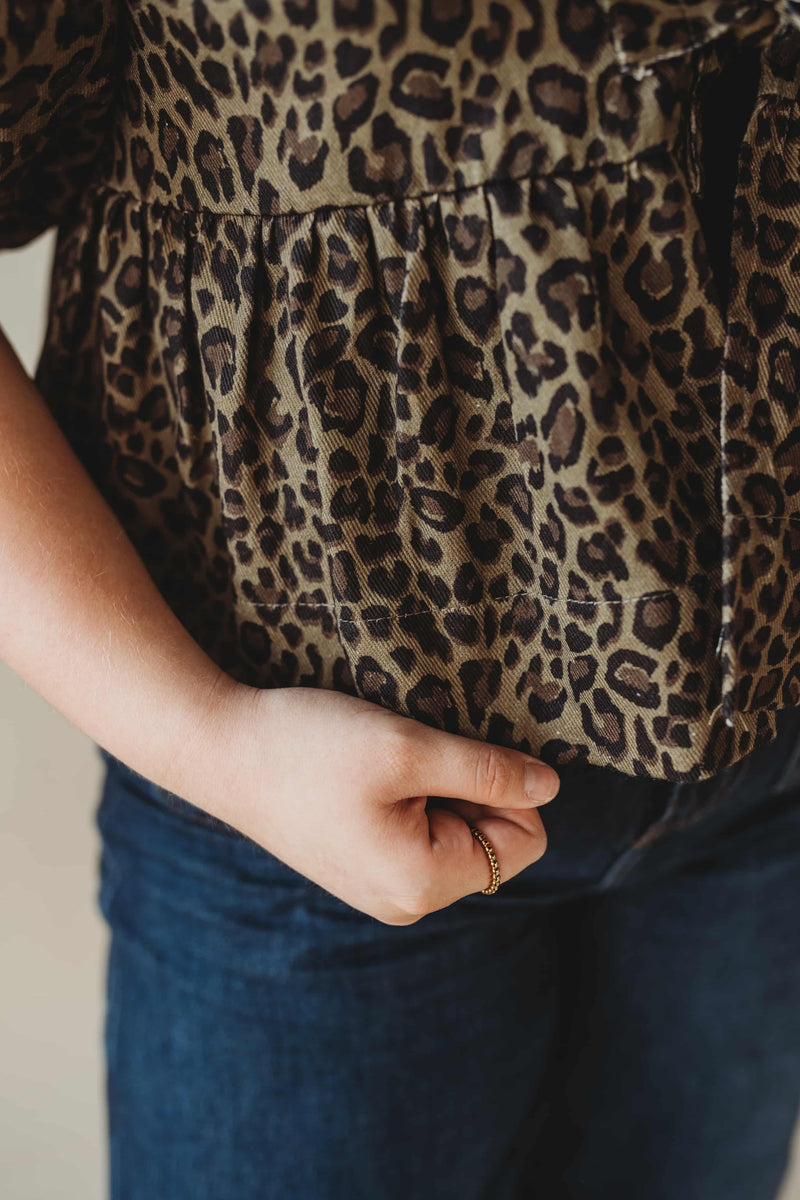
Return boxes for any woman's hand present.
[167,680,560,926]
[0,327,557,925]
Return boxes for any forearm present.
[0,324,240,797]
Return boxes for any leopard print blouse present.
[3,0,800,783]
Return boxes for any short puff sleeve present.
[0,0,118,248]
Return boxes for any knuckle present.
[531,822,548,860]
[402,893,434,922]
[474,744,512,803]
[380,908,425,927]
[388,878,435,924]
[381,726,420,782]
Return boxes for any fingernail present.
[524,759,560,802]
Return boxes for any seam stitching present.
[77,84,789,227]
[237,585,690,623]
[83,142,685,224]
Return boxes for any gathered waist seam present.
[75,134,754,226]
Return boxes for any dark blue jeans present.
[95,708,800,1200]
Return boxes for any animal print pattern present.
[717,22,800,734]
[4,0,800,781]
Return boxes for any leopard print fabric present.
[3,0,800,781]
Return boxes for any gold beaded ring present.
[469,825,501,895]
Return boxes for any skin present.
[0,325,560,925]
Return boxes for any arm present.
[0,324,234,797]
[0,324,560,922]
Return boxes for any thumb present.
[396,724,560,810]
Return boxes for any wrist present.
[155,669,262,822]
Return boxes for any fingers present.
[434,795,543,837]
[391,722,560,810]
[375,720,560,921]
[424,803,547,906]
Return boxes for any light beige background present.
[1,231,107,1199]
[2,233,800,1200]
